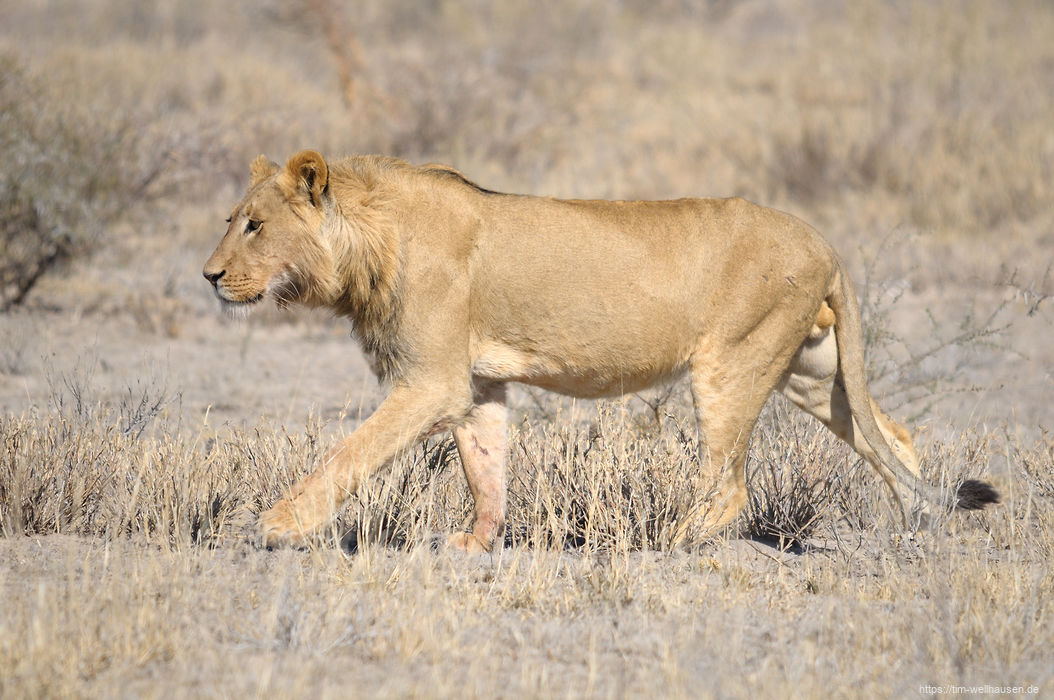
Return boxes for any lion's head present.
[203,150,336,316]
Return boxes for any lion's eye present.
[225,216,232,223]
[245,219,262,234]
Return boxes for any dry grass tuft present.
[743,402,865,548]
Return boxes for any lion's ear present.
[281,150,329,209]
[249,154,280,188]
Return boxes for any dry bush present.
[743,401,871,548]
[0,53,204,311]
[1,396,1048,696]
[342,437,465,551]
[0,405,320,544]
[507,406,701,552]
[1016,433,1054,501]
[853,233,1016,420]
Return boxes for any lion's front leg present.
[257,460,347,548]
[449,383,508,553]
[258,385,468,548]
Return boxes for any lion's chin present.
[216,291,263,320]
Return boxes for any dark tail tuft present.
[955,479,1001,510]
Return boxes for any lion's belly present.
[471,335,691,398]
[469,261,704,397]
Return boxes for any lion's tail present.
[826,255,1000,513]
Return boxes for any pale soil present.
[2,524,1048,699]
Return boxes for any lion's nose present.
[203,269,226,287]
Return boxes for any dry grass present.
[2,0,1053,697]
[2,375,1052,696]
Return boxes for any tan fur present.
[203,151,997,550]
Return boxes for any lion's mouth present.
[214,286,264,305]
[213,286,265,319]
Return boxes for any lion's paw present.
[257,500,309,549]
[446,531,491,554]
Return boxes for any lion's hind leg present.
[672,331,803,547]
[777,326,922,518]
[448,383,508,553]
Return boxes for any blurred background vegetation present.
[3,1,1051,264]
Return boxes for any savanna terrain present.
[1,1,1052,697]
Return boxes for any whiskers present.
[212,268,306,320]
[268,268,305,310]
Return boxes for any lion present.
[203,150,999,551]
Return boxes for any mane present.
[321,156,408,380]
[309,156,499,379]
[418,164,503,195]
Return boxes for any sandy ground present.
[3,523,1047,698]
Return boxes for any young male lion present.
[203,150,999,551]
